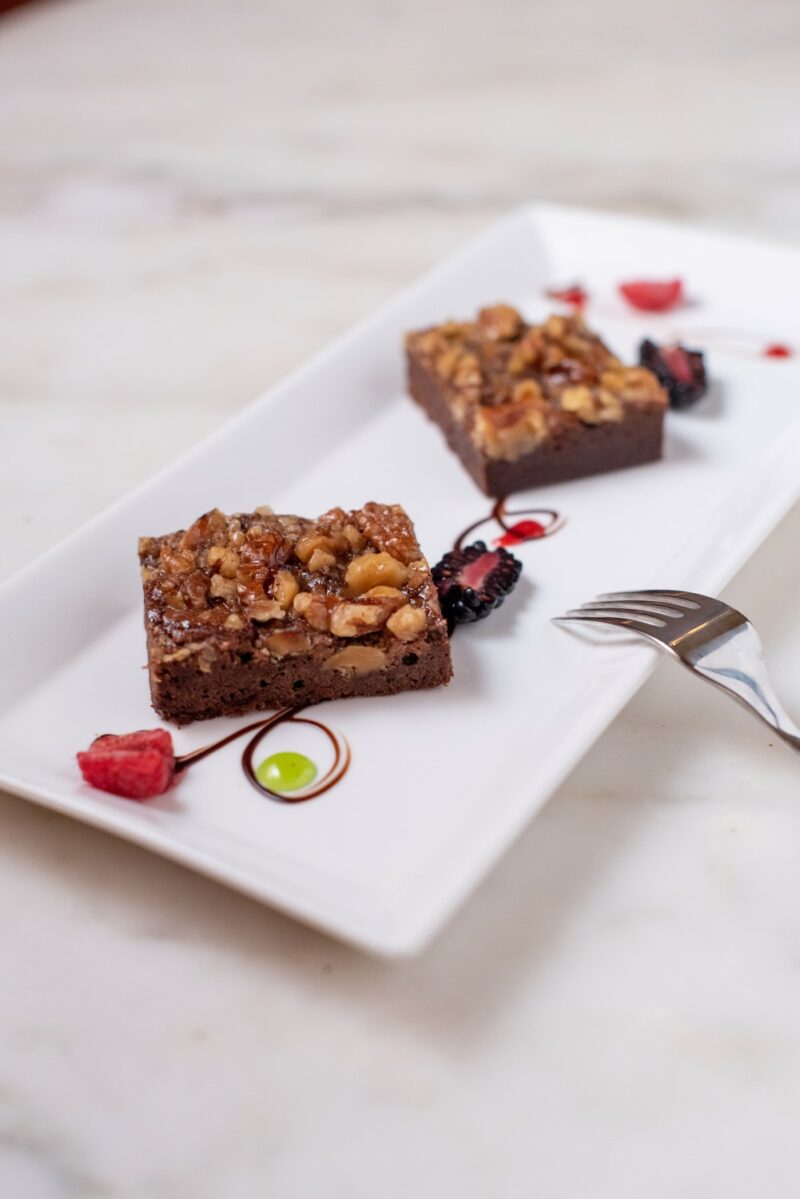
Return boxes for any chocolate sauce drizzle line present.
[453,498,564,551]
[242,714,350,804]
[175,705,351,804]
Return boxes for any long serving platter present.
[1,204,799,954]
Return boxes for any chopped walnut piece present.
[329,600,392,638]
[210,574,237,600]
[160,546,195,574]
[478,304,523,341]
[508,329,545,374]
[224,613,244,630]
[208,546,240,577]
[184,571,209,608]
[386,604,427,641]
[180,508,227,551]
[435,347,482,388]
[265,629,311,657]
[295,532,342,565]
[414,329,448,357]
[473,401,547,462]
[365,585,405,600]
[323,646,387,674]
[343,523,366,552]
[512,379,543,405]
[561,385,623,425]
[543,314,568,340]
[307,547,337,572]
[293,591,332,632]
[344,551,409,596]
[615,367,666,404]
[272,569,299,610]
[246,599,286,623]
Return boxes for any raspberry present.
[545,284,588,308]
[77,728,177,800]
[90,729,174,757]
[638,338,707,409]
[433,541,523,628]
[619,278,683,313]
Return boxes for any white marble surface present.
[3,0,800,1194]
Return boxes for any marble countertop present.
[3,0,800,1194]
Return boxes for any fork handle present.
[688,658,800,756]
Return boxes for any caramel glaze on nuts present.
[139,503,447,675]
[407,307,667,462]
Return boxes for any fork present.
[554,589,800,755]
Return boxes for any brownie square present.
[139,503,452,725]
[406,306,668,496]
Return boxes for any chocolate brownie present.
[406,306,668,496]
[139,503,452,725]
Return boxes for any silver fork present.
[554,589,800,755]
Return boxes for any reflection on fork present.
[554,589,800,757]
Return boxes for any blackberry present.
[433,541,523,629]
[639,338,708,409]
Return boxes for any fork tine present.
[598,590,702,610]
[572,605,668,627]
[556,609,666,631]
[579,599,686,618]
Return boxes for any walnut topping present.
[477,304,523,341]
[210,574,237,600]
[414,329,448,357]
[293,591,332,632]
[294,532,342,564]
[435,347,482,388]
[344,551,409,596]
[207,546,240,577]
[180,508,227,551]
[246,599,286,623]
[472,400,548,461]
[407,307,668,464]
[354,504,420,564]
[561,385,623,425]
[265,629,311,657]
[543,314,568,340]
[508,329,545,374]
[511,379,543,405]
[365,585,405,599]
[272,569,299,610]
[307,547,337,572]
[343,523,365,552]
[139,502,438,658]
[323,645,387,674]
[329,600,392,638]
[386,604,427,641]
[614,367,666,405]
[160,546,195,574]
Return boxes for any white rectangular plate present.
[2,204,800,955]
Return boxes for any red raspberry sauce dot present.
[496,519,546,546]
[763,343,793,358]
[545,285,588,308]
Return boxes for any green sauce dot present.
[256,751,317,793]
